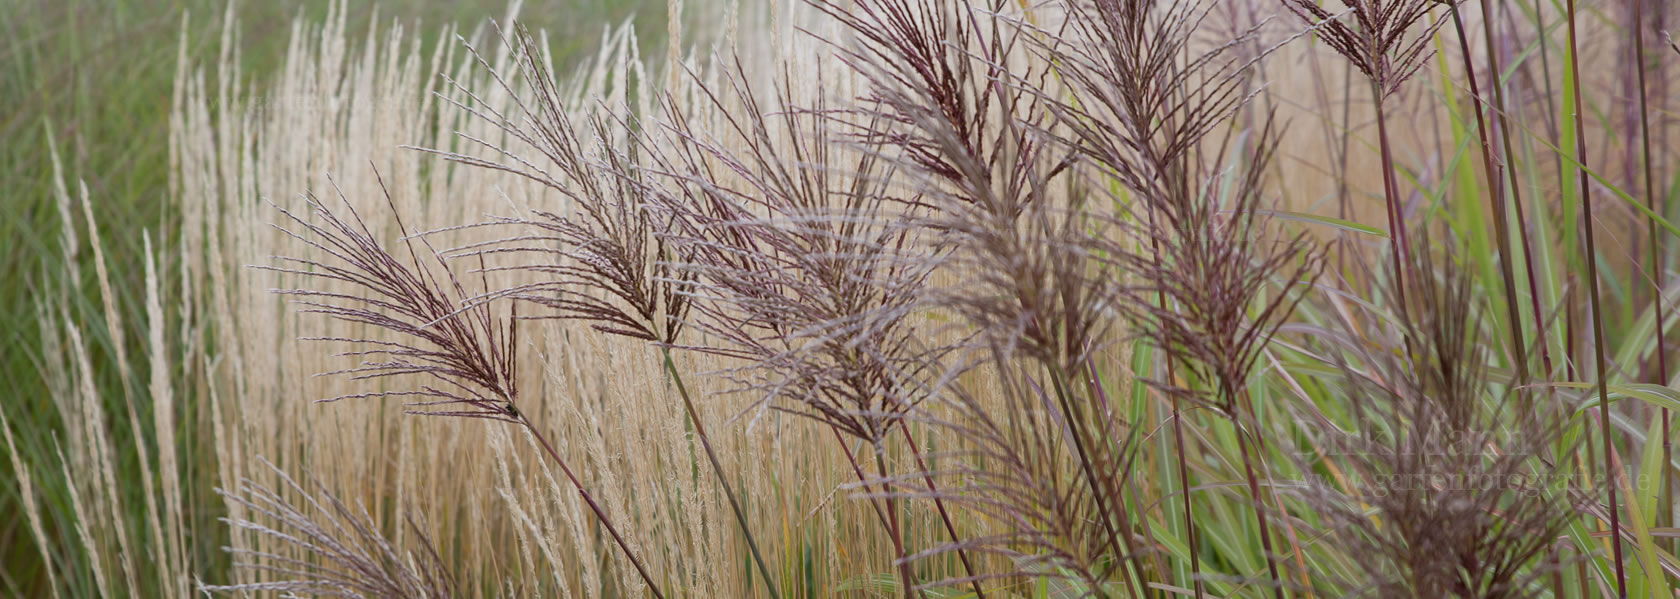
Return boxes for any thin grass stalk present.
[1477,0,1558,385]
[1221,280,1310,598]
[830,425,917,599]
[1240,386,1310,598]
[1082,364,1173,591]
[831,427,894,544]
[520,418,668,599]
[1143,170,1203,599]
[1528,0,1562,160]
[659,346,781,599]
[1325,60,1356,288]
[1231,384,1282,599]
[895,425,985,599]
[1566,288,1579,385]
[816,417,920,593]
[1629,0,1671,543]
[1562,0,1628,593]
[1135,171,1290,593]
[1281,0,1445,343]
[1339,58,1354,250]
[1157,337,1202,599]
[1051,370,1147,598]
[1551,543,1565,597]
[871,446,920,599]
[1447,4,1529,396]
[1516,0,1575,378]
[1556,5,1583,393]
[1372,84,1413,317]
[1577,558,1592,597]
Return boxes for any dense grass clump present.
[9,0,1680,597]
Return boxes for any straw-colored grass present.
[164,3,975,596]
[11,0,1680,597]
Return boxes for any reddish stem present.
[521,420,666,599]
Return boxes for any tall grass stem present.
[1563,0,1629,593]
[660,347,781,599]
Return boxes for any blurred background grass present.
[7,1,1679,596]
[0,1,668,593]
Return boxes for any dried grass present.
[12,0,1680,597]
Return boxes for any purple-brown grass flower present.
[203,458,457,599]
[420,28,692,346]
[1295,236,1577,598]
[1279,0,1447,98]
[263,177,521,423]
[649,57,948,445]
